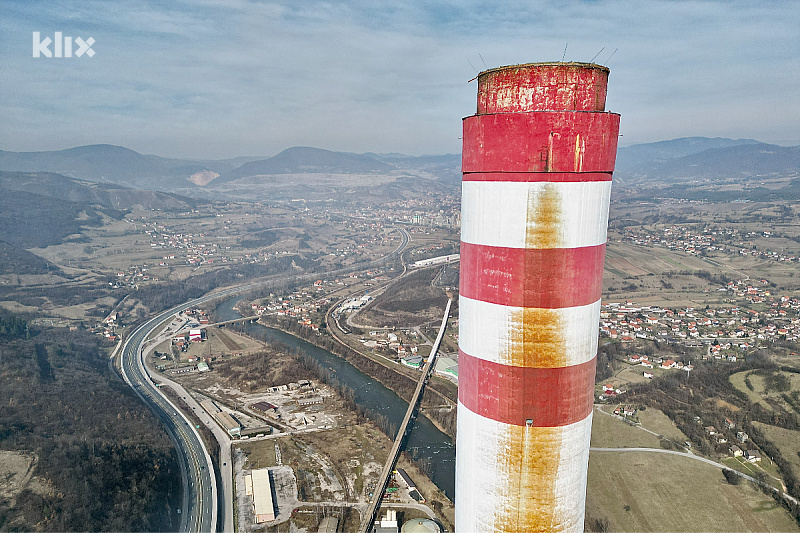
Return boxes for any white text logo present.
[33,32,95,58]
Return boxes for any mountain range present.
[0,137,798,274]
[614,137,800,183]
[0,138,797,195]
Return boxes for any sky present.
[2,0,799,159]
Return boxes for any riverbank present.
[252,313,459,442]
[213,296,456,501]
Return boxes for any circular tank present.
[401,518,441,533]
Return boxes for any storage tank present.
[400,518,441,533]
[456,62,620,532]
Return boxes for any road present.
[118,226,410,532]
[358,299,451,533]
[120,306,220,532]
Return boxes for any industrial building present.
[200,398,242,437]
[375,510,398,533]
[455,62,619,531]
[244,468,275,523]
[410,253,460,268]
[394,468,424,503]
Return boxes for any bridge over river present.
[358,299,452,533]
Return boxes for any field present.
[587,451,798,532]
[603,198,800,307]
[729,369,800,412]
[588,405,799,531]
[720,456,785,491]
[591,405,688,448]
[591,407,663,449]
[729,371,774,410]
[636,408,690,442]
[602,241,731,308]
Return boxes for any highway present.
[118,226,410,532]
[359,298,451,533]
[120,303,222,532]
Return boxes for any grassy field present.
[776,355,800,371]
[612,364,657,386]
[637,408,690,442]
[591,405,688,448]
[235,439,278,468]
[590,407,662,449]
[588,405,800,531]
[587,451,799,532]
[720,456,785,491]
[729,371,773,410]
[729,369,800,413]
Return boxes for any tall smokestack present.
[456,62,620,532]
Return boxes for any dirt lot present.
[0,451,51,509]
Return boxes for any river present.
[214,296,456,499]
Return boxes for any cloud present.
[1,0,798,158]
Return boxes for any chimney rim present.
[478,61,610,77]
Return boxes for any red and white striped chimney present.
[456,62,620,532]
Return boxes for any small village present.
[600,278,800,351]
[620,224,800,264]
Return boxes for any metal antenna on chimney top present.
[561,43,568,61]
[479,53,488,69]
[590,46,605,63]
[604,48,619,64]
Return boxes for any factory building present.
[455,62,620,532]
[244,468,275,523]
[200,398,242,437]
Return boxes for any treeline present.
[596,343,624,383]
[0,311,28,339]
[693,269,731,285]
[423,406,457,437]
[744,422,800,503]
[239,228,279,249]
[0,324,180,531]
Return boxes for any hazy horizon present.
[3,1,799,159]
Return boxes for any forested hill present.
[0,315,181,531]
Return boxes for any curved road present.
[590,447,799,505]
[118,226,410,532]
[121,299,227,532]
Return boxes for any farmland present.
[587,406,799,532]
